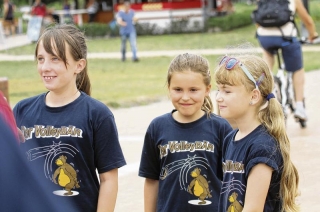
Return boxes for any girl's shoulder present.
[14,93,46,110]
[250,125,278,147]
[78,92,113,115]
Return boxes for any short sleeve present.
[94,114,126,173]
[139,124,161,180]
[245,141,281,179]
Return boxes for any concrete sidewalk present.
[0,33,32,52]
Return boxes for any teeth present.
[44,76,54,80]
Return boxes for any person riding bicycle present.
[255,0,318,122]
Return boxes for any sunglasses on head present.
[219,56,258,89]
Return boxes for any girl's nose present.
[216,91,223,102]
[182,92,190,101]
[39,60,51,71]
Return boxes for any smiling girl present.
[13,24,126,212]
[139,53,232,212]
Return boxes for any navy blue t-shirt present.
[13,92,126,212]
[218,125,283,212]
[139,110,233,212]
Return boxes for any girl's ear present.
[206,84,212,96]
[251,89,261,105]
[75,59,86,74]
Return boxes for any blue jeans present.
[121,32,137,61]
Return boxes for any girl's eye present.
[52,57,59,61]
[190,89,197,92]
[37,57,44,62]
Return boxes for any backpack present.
[252,0,294,27]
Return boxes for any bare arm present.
[133,15,138,24]
[144,178,159,212]
[3,3,8,16]
[295,0,318,41]
[242,163,272,212]
[97,168,119,212]
[116,15,127,27]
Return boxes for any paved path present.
[1,33,320,211]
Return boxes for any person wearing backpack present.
[253,0,318,123]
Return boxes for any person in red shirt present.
[31,0,47,17]
[0,91,24,142]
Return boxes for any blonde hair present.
[167,53,213,116]
[215,54,299,212]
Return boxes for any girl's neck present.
[46,89,80,107]
[172,110,205,123]
[234,116,261,141]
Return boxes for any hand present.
[308,32,319,43]
[120,21,127,27]
[17,128,25,143]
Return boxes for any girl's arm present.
[243,163,272,212]
[144,178,159,212]
[97,168,119,212]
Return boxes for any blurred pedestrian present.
[2,0,16,35]
[116,0,139,62]
[87,0,99,23]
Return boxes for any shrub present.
[78,23,109,38]
[206,8,253,31]
[135,22,158,35]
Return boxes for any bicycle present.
[272,36,320,128]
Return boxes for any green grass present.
[1,0,320,108]
[0,24,260,55]
[1,52,319,108]
[2,20,320,55]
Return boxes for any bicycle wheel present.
[286,72,295,113]
[273,75,288,122]
[273,76,282,103]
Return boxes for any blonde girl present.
[215,54,299,212]
[139,53,232,212]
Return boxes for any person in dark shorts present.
[2,0,15,35]
[256,0,318,122]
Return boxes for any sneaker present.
[133,58,139,62]
[294,106,308,121]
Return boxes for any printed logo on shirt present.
[20,125,83,140]
[220,178,246,211]
[222,160,245,174]
[158,140,214,159]
[226,191,244,212]
[27,141,81,196]
[160,155,213,206]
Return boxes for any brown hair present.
[215,54,299,212]
[35,24,91,95]
[167,53,213,116]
